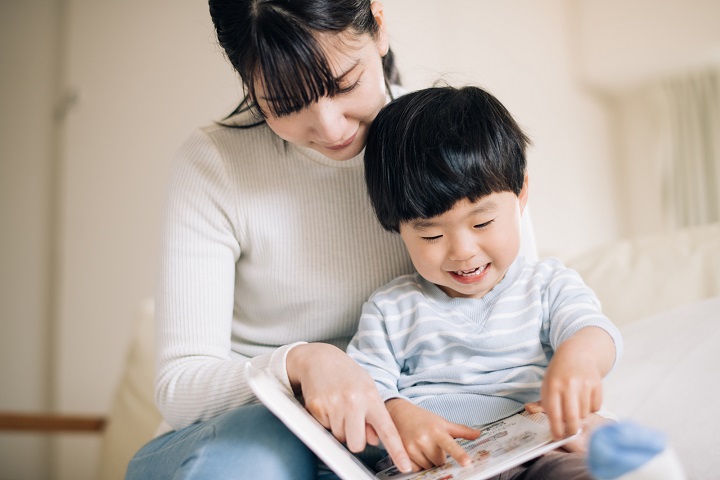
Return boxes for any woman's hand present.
[386,398,480,472]
[286,343,413,473]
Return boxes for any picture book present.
[246,364,578,480]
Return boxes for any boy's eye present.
[474,220,494,229]
[421,235,443,243]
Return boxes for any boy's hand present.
[524,402,613,452]
[385,398,480,471]
[539,327,615,440]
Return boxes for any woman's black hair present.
[209,0,400,125]
[364,86,531,232]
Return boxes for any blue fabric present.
[587,422,666,479]
[125,403,317,479]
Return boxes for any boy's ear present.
[518,175,529,213]
[371,1,390,56]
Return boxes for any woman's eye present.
[337,80,361,95]
[474,220,494,229]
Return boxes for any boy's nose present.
[448,236,479,262]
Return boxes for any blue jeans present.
[125,403,382,479]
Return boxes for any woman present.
[127,1,536,478]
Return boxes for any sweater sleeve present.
[346,300,406,403]
[543,262,624,369]
[154,129,294,430]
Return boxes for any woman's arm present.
[155,129,256,429]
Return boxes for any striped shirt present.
[347,256,623,426]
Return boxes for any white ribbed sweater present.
[155,113,413,429]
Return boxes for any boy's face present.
[398,178,528,299]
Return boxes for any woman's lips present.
[326,131,357,151]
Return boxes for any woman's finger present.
[343,411,367,453]
[329,415,347,444]
[365,424,380,446]
[367,407,412,473]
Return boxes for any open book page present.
[376,411,576,480]
[246,364,577,480]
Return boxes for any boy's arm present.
[385,398,480,471]
[542,326,616,440]
[348,300,478,471]
[346,301,404,402]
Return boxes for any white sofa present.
[97,223,720,479]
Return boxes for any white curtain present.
[654,68,720,229]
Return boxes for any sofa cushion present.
[97,299,161,480]
[565,222,720,326]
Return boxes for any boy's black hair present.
[364,86,530,232]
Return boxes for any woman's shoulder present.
[170,115,282,172]
[196,117,277,148]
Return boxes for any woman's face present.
[254,29,390,161]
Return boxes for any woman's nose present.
[309,98,346,143]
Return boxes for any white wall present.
[53,1,240,478]
[569,0,720,238]
[571,0,720,92]
[0,1,59,478]
[383,0,619,258]
[3,1,720,479]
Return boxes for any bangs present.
[365,87,528,232]
[398,144,515,222]
[245,11,343,117]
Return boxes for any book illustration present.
[377,411,559,480]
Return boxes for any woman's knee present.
[216,403,313,454]
[127,404,317,480]
[192,404,317,477]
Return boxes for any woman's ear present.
[519,175,530,213]
[371,1,390,56]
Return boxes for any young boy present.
[347,86,623,477]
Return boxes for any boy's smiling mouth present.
[449,263,490,281]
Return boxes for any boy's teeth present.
[455,264,487,276]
